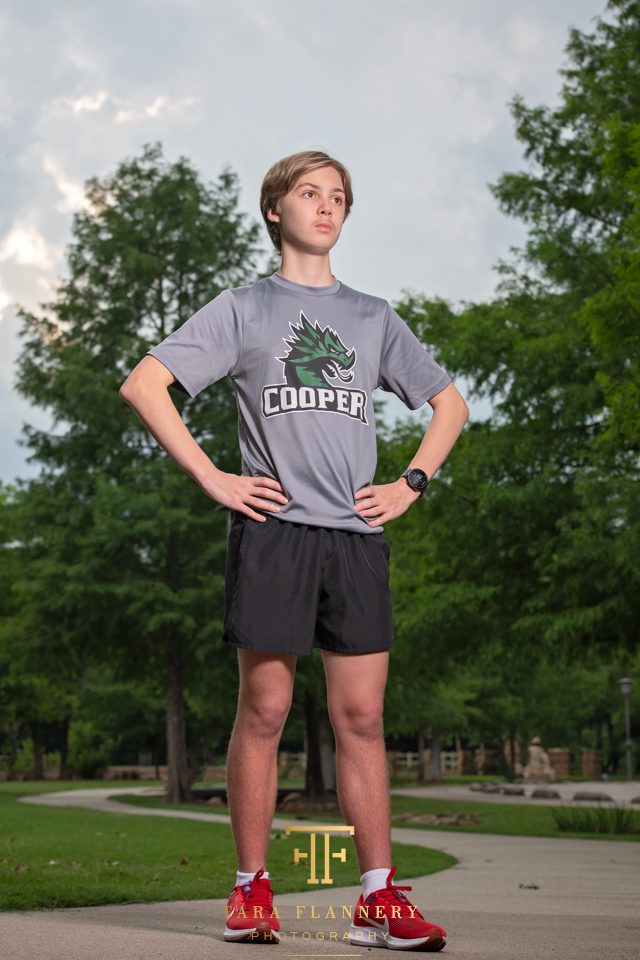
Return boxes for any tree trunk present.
[428,730,442,782]
[606,718,619,774]
[416,726,426,784]
[31,722,44,779]
[5,724,18,781]
[165,635,193,803]
[304,688,325,798]
[58,716,70,779]
[508,725,517,775]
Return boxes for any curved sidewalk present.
[393,779,640,806]
[2,786,639,960]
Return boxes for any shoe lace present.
[369,866,424,920]
[240,867,272,910]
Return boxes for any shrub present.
[7,738,34,779]
[68,721,115,779]
[551,804,639,835]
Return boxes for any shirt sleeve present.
[376,302,452,409]
[145,289,243,398]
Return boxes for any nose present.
[318,196,332,215]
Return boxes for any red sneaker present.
[348,866,447,951]
[224,867,280,942]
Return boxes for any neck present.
[277,249,335,287]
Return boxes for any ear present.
[267,201,281,225]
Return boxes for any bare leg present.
[226,649,297,872]
[322,649,392,872]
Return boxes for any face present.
[269,165,347,253]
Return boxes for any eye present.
[332,196,343,205]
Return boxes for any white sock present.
[236,868,269,886]
[361,867,391,900]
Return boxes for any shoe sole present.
[348,923,446,951]
[224,923,281,943]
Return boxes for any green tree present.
[377,0,639,765]
[9,142,270,800]
[483,0,640,656]
[408,0,637,656]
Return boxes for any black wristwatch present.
[401,467,430,497]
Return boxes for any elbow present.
[453,386,470,423]
[119,376,136,404]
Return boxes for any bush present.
[68,721,115,779]
[7,737,34,779]
[551,804,639,835]
[0,741,64,780]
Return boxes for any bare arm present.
[118,356,289,521]
[354,381,469,526]
[404,381,469,482]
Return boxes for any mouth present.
[326,363,353,383]
[315,222,333,230]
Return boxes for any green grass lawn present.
[388,794,640,840]
[112,787,640,842]
[0,781,456,912]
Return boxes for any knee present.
[237,695,292,739]
[330,698,384,741]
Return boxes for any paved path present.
[2,786,639,960]
[393,779,640,806]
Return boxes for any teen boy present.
[119,150,469,951]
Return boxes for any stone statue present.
[523,736,556,783]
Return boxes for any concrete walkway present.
[2,786,639,959]
[393,779,640,806]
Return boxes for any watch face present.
[407,468,428,490]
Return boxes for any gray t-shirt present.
[146,271,452,534]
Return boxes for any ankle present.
[236,867,269,886]
[361,867,391,900]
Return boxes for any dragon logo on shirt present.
[278,311,356,387]
[261,310,368,424]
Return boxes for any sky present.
[0,0,608,485]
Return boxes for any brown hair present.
[260,150,354,253]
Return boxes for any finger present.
[247,495,283,513]
[259,490,289,503]
[252,478,289,502]
[367,515,386,526]
[236,505,268,521]
[255,476,287,493]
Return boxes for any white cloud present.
[61,90,110,113]
[42,152,88,212]
[0,226,54,269]
[52,88,201,123]
[114,93,200,123]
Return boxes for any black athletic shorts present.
[222,510,395,656]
